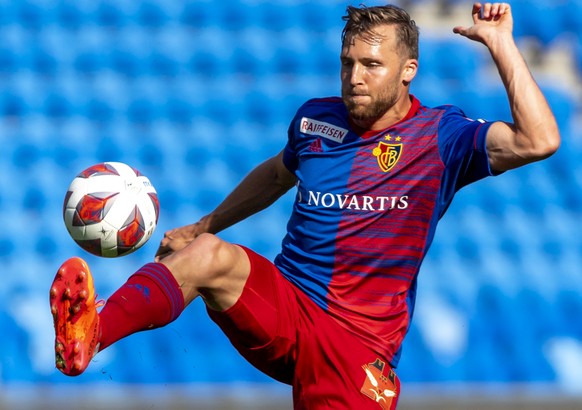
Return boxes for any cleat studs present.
[76,271,86,283]
[79,290,88,300]
[49,288,58,299]
[73,360,82,371]
[70,304,81,315]
[51,305,58,316]
[63,288,71,299]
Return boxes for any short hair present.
[341,4,419,60]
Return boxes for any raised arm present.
[155,150,297,260]
[453,2,560,172]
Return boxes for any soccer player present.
[50,3,559,409]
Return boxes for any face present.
[340,25,415,127]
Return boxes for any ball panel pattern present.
[63,162,159,258]
[78,163,120,178]
[117,206,146,250]
[148,192,160,225]
[72,192,118,226]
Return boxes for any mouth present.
[347,94,370,103]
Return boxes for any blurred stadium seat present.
[0,1,580,408]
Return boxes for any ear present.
[401,59,418,83]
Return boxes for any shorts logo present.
[360,358,397,410]
[372,135,402,172]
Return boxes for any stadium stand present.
[0,0,580,409]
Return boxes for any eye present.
[340,58,353,67]
[366,61,382,68]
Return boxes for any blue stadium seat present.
[229,28,274,77]
[216,1,255,32]
[0,89,26,118]
[0,1,18,26]
[29,44,58,77]
[134,0,171,30]
[296,1,345,34]
[74,49,107,76]
[125,96,153,125]
[540,86,575,129]
[53,2,87,30]
[109,46,147,78]
[0,311,34,381]
[556,291,582,339]
[14,1,48,31]
[419,38,483,85]
[42,91,73,120]
[0,46,18,76]
[256,2,296,32]
[94,1,132,29]
[180,2,220,30]
[563,1,582,33]
[397,325,439,382]
[511,1,565,45]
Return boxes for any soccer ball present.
[63,162,160,257]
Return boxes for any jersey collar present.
[356,95,421,139]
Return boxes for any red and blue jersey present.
[274,95,495,367]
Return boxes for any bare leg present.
[160,233,251,311]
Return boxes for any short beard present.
[343,91,399,124]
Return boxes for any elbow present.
[523,126,561,161]
[536,129,561,159]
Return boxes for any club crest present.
[360,358,397,409]
[373,139,403,172]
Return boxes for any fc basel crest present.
[360,358,397,409]
[372,136,403,172]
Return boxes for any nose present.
[349,63,367,87]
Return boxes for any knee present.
[171,233,238,286]
[186,233,232,270]
[162,233,251,310]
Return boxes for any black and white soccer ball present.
[63,162,160,257]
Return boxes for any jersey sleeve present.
[437,105,496,195]
[282,117,299,173]
[282,101,309,174]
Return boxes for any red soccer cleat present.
[50,257,103,376]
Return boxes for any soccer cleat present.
[50,257,103,376]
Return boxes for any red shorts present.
[207,246,400,410]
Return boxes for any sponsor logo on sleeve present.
[300,117,348,144]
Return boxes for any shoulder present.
[425,104,466,118]
[412,104,483,132]
[397,97,464,127]
[430,104,485,124]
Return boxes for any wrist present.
[198,214,217,235]
[486,32,518,57]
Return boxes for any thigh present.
[292,293,401,410]
[207,246,401,408]
[206,246,299,384]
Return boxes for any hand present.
[453,2,513,45]
[154,221,207,261]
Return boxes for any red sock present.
[98,263,185,351]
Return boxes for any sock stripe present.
[136,263,184,321]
